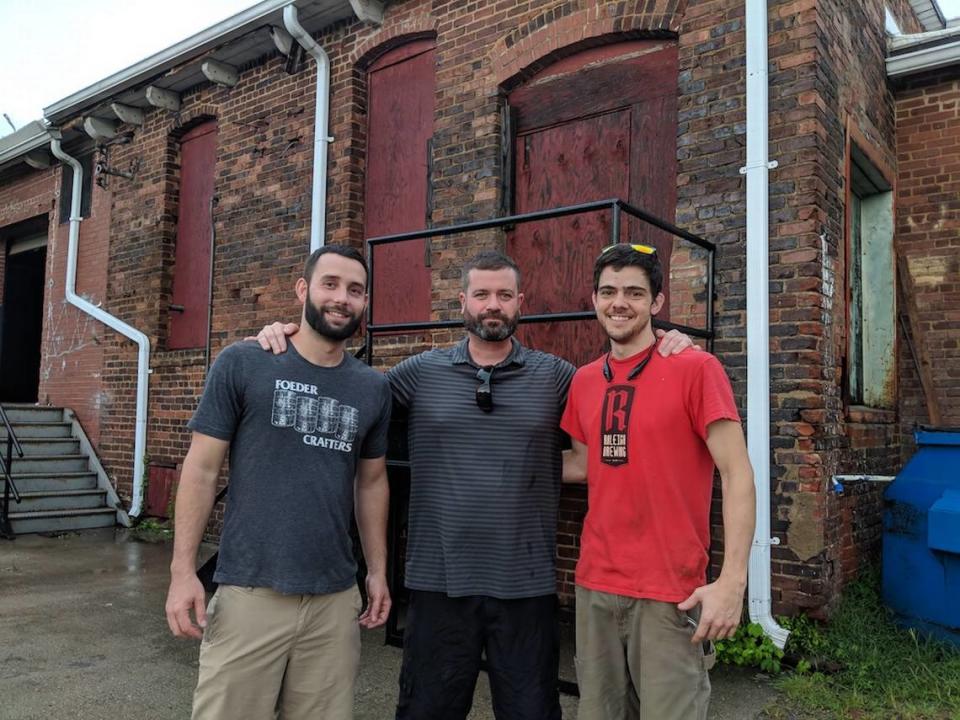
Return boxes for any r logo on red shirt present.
[600,386,634,466]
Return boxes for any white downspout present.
[743,0,790,648]
[283,4,332,252]
[50,138,150,519]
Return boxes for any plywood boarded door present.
[169,121,217,349]
[508,42,678,367]
[366,40,436,327]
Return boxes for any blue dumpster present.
[883,428,960,646]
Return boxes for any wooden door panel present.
[629,94,677,317]
[366,45,435,327]
[509,111,630,366]
[508,44,679,364]
[169,122,217,349]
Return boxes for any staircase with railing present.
[0,403,24,538]
[0,404,126,536]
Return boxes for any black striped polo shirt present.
[387,337,576,598]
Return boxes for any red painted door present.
[365,40,436,326]
[510,110,630,365]
[508,42,678,367]
[169,121,217,349]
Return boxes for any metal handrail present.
[0,405,25,539]
[364,198,716,357]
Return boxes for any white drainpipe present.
[50,138,150,519]
[743,0,790,648]
[283,3,332,251]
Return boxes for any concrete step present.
[13,439,81,456]
[8,507,116,535]
[15,489,108,513]
[0,405,64,423]
[6,472,98,493]
[8,455,90,474]
[0,422,73,439]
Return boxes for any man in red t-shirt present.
[561,243,755,720]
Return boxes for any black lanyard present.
[602,341,657,383]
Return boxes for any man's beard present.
[304,297,363,341]
[463,309,519,342]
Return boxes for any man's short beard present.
[463,310,518,342]
[304,297,362,341]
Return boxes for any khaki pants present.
[192,584,362,720]
[575,586,714,720]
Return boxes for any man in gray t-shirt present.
[166,245,391,720]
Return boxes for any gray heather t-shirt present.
[189,340,391,595]
[387,337,575,599]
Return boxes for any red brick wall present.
[11,0,934,617]
[896,66,960,447]
[38,162,111,444]
[0,166,56,307]
[0,158,110,443]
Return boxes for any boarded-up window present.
[365,39,436,327]
[848,144,895,408]
[507,41,679,367]
[169,121,217,349]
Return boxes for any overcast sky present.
[2,0,960,139]
[0,0,254,136]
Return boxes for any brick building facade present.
[1,0,957,618]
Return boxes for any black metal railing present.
[364,198,715,350]
[362,198,716,656]
[0,405,24,539]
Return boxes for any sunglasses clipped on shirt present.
[475,366,494,413]
[597,242,657,258]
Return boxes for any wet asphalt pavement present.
[0,529,778,720]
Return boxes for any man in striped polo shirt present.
[256,249,693,719]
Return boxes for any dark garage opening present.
[1,217,48,403]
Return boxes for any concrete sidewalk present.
[0,529,779,719]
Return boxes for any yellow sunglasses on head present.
[598,243,657,257]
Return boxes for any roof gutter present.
[887,37,960,77]
[0,122,51,163]
[744,0,790,650]
[284,3,332,251]
[50,139,151,519]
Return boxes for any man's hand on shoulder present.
[244,322,299,354]
[655,328,700,356]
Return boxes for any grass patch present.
[129,516,172,543]
[774,567,960,719]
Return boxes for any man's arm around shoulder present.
[165,432,229,639]
[355,455,392,629]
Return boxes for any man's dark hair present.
[461,250,522,290]
[303,244,368,286]
[593,244,663,296]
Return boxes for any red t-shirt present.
[560,347,740,602]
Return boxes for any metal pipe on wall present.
[50,138,150,519]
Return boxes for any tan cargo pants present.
[191,584,362,720]
[575,586,715,720]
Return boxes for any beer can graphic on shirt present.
[294,396,320,434]
[317,397,340,434]
[335,404,359,442]
[271,389,298,427]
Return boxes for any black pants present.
[395,591,562,720]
